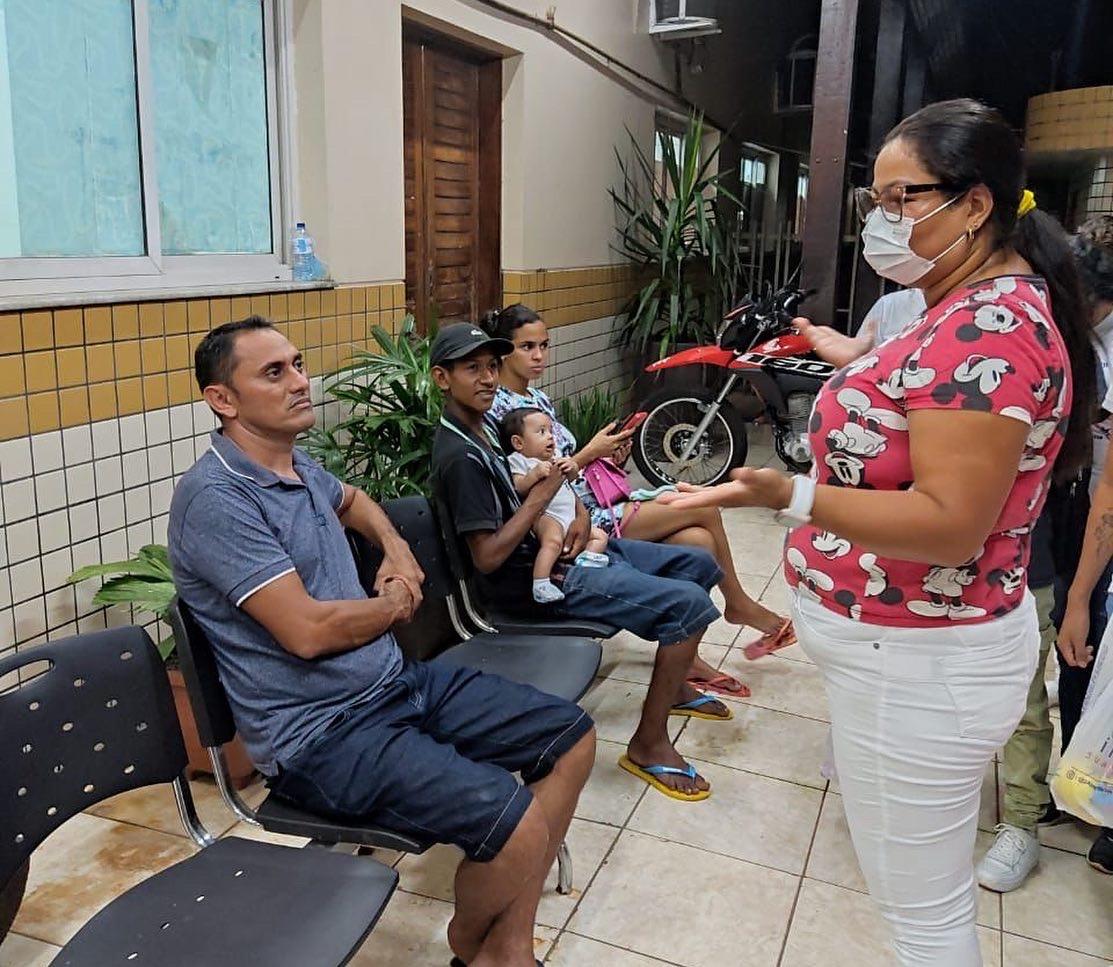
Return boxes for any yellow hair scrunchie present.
[1018,189,1037,219]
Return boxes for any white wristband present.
[774,474,816,529]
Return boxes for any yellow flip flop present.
[669,694,734,721]
[618,755,710,802]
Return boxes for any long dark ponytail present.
[886,99,1096,479]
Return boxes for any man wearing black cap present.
[431,322,731,805]
[169,316,595,967]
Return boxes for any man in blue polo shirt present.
[168,316,594,967]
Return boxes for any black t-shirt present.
[431,411,539,603]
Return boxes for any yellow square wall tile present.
[27,391,60,432]
[165,335,190,371]
[84,306,113,343]
[270,293,289,322]
[112,303,139,340]
[287,319,306,348]
[230,296,252,320]
[365,286,380,311]
[338,315,352,343]
[287,291,305,319]
[167,370,193,405]
[0,311,21,353]
[321,344,339,373]
[25,351,57,392]
[322,316,338,345]
[141,338,166,374]
[116,377,142,415]
[0,396,29,438]
[304,319,322,348]
[22,310,52,351]
[54,308,84,347]
[0,354,24,395]
[321,289,337,316]
[88,383,117,421]
[85,344,115,383]
[142,374,168,410]
[304,290,321,318]
[114,341,141,378]
[250,294,269,318]
[188,300,212,333]
[209,298,231,328]
[351,315,367,341]
[337,288,352,314]
[272,321,289,339]
[304,347,322,376]
[393,283,405,306]
[162,301,187,334]
[138,302,164,337]
[59,386,89,425]
[351,287,366,312]
[187,333,205,357]
[55,347,86,388]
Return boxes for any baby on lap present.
[499,407,609,603]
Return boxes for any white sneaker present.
[976,824,1040,892]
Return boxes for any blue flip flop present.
[669,694,734,721]
[618,754,711,801]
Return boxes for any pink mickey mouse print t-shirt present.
[785,275,1071,627]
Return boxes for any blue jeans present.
[557,537,722,645]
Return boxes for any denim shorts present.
[268,662,593,862]
[558,537,722,645]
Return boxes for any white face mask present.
[861,193,967,286]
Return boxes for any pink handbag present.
[582,458,634,536]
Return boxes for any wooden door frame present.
[402,26,502,328]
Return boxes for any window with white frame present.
[0,0,289,295]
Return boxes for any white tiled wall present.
[0,376,332,656]
[539,314,636,404]
[1088,156,1113,216]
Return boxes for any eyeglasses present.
[853,183,958,224]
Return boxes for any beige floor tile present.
[1001,837,1113,959]
[782,879,1001,966]
[722,504,778,526]
[807,795,1001,928]
[545,932,671,965]
[85,776,241,840]
[759,570,794,615]
[722,521,788,578]
[348,888,556,965]
[1001,933,1113,966]
[221,819,310,848]
[676,703,830,789]
[574,738,648,827]
[600,632,728,686]
[568,830,797,967]
[1040,819,1104,857]
[0,932,60,967]
[715,652,829,721]
[627,759,821,875]
[395,818,618,930]
[13,813,197,946]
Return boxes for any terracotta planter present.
[166,667,256,789]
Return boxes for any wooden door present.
[403,34,500,329]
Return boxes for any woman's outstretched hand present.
[794,317,870,369]
[656,467,793,510]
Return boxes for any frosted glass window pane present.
[0,0,144,258]
[150,0,271,255]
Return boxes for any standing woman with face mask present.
[660,99,1096,966]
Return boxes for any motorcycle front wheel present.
[632,387,749,487]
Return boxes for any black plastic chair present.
[0,628,396,967]
[428,488,620,639]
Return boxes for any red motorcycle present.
[631,287,835,487]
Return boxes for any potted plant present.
[557,386,621,446]
[68,545,256,787]
[305,316,442,500]
[610,112,748,366]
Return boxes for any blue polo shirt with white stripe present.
[168,430,403,775]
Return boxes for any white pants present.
[793,592,1039,966]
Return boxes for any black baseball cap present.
[429,323,514,367]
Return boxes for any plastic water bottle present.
[291,222,316,281]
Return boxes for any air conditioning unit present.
[649,0,720,41]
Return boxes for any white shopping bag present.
[1050,620,1113,827]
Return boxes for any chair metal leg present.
[556,840,573,895]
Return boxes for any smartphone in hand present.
[615,411,648,434]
